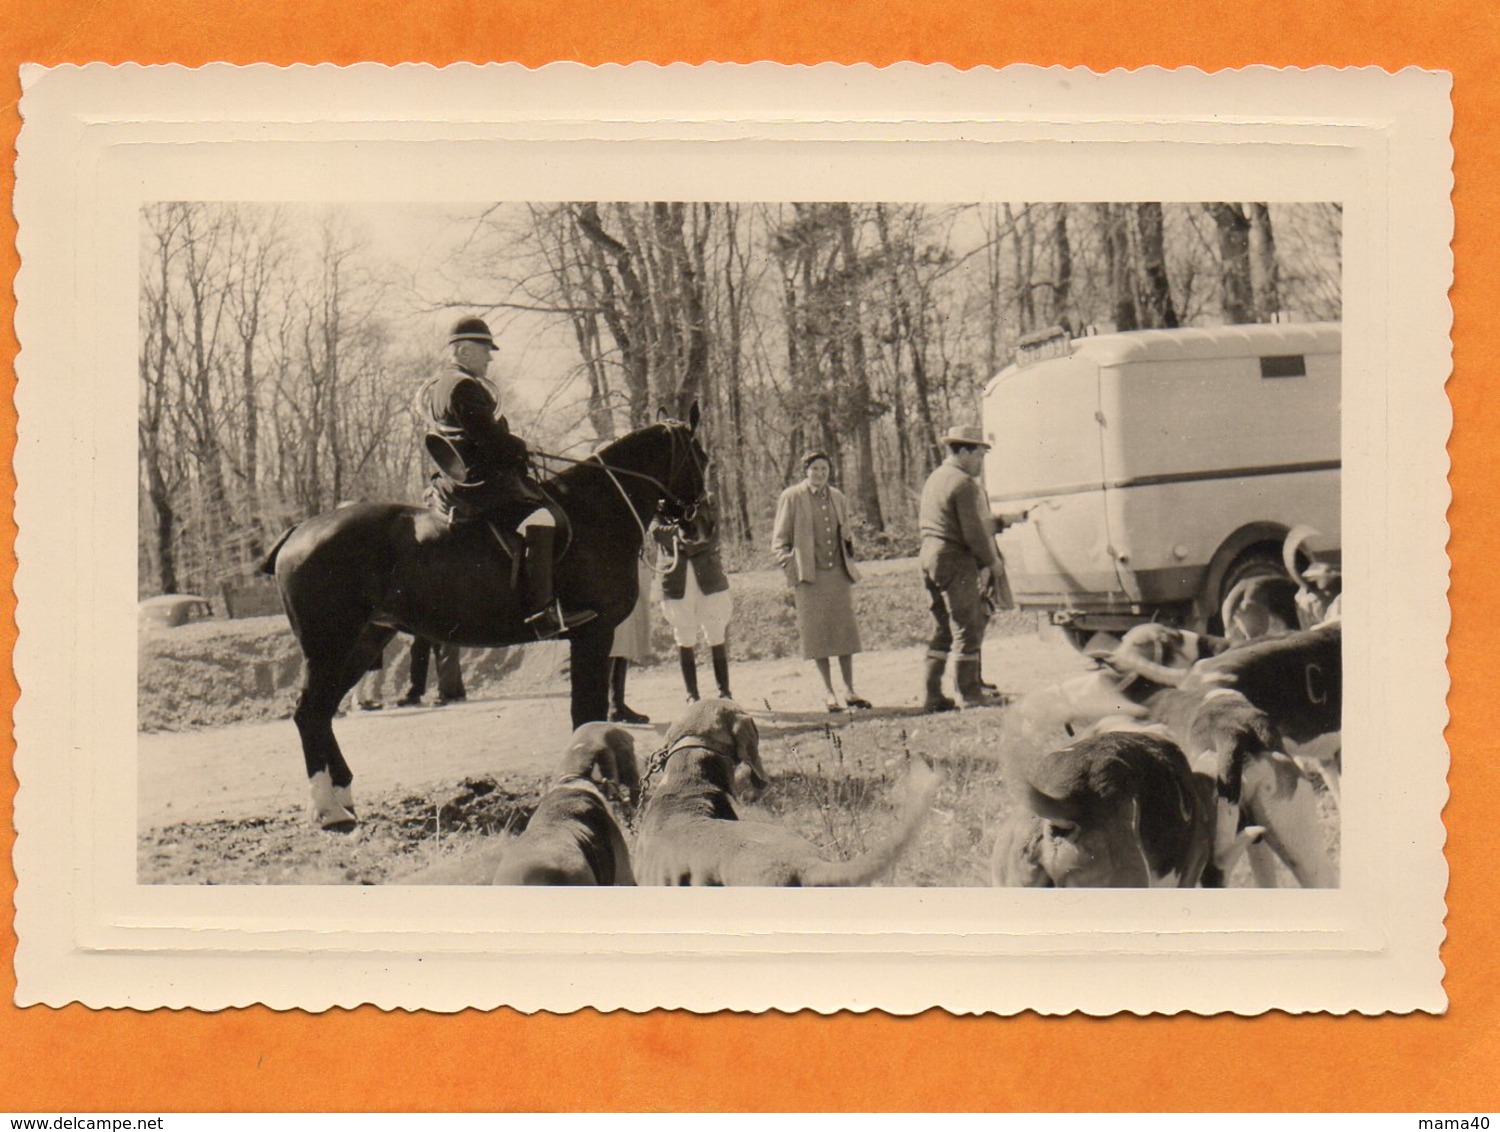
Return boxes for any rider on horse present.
[418,316,597,640]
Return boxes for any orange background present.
[0,0,1492,1113]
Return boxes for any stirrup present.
[524,600,598,640]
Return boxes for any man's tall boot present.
[397,637,429,706]
[956,656,991,708]
[922,651,957,713]
[678,646,701,703]
[521,525,597,640]
[607,656,650,725]
[710,643,732,701]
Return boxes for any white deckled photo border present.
[12,62,1452,1014]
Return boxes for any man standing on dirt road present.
[416,316,596,641]
[918,424,1009,711]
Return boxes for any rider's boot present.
[521,525,597,640]
[678,646,701,703]
[710,643,732,701]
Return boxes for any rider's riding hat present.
[448,317,497,350]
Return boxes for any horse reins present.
[530,427,706,575]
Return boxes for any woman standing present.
[771,451,871,712]
[655,496,734,703]
[607,558,655,724]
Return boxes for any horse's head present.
[654,402,709,523]
[590,405,710,536]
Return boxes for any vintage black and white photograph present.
[135,198,1346,891]
[14,63,1449,1013]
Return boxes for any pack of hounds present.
[397,527,1343,889]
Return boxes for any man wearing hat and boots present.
[417,316,596,641]
[917,424,1010,709]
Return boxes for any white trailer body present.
[981,322,1341,645]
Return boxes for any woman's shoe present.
[845,696,873,710]
[608,705,651,725]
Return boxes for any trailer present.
[981,322,1341,650]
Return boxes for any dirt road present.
[138,629,1090,830]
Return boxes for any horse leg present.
[295,624,395,830]
[295,673,356,831]
[568,622,614,729]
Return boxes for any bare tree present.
[1205,203,1255,324]
[1247,202,1281,320]
[139,203,188,593]
[1134,203,1179,329]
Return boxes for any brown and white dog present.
[634,698,942,886]
[1005,623,1341,887]
[990,729,1264,888]
[490,722,640,885]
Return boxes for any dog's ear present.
[732,713,768,791]
[588,742,619,788]
[612,736,642,809]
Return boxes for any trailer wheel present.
[1210,545,1288,636]
[1062,627,1093,653]
[1062,627,1124,655]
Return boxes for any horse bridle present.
[533,422,709,569]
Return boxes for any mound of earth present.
[138,558,1032,732]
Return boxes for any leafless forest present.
[139,200,1342,598]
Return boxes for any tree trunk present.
[874,204,939,471]
[1135,202,1179,328]
[1207,203,1255,324]
[574,203,653,428]
[1096,203,1138,331]
[1248,202,1280,321]
[1003,204,1034,334]
[721,205,754,543]
[1053,204,1074,334]
[834,204,884,530]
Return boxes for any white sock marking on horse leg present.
[309,770,357,828]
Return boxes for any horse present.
[261,413,709,829]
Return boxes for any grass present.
[740,702,1337,889]
[749,705,1033,887]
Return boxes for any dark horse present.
[262,414,709,829]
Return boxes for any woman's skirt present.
[793,565,862,659]
[610,564,655,661]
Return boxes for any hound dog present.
[392,722,639,886]
[991,731,1222,888]
[634,698,941,886]
[490,722,640,885]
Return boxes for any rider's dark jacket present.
[418,362,539,521]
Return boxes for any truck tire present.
[1210,545,1290,636]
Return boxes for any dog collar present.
[634,733,737,826]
